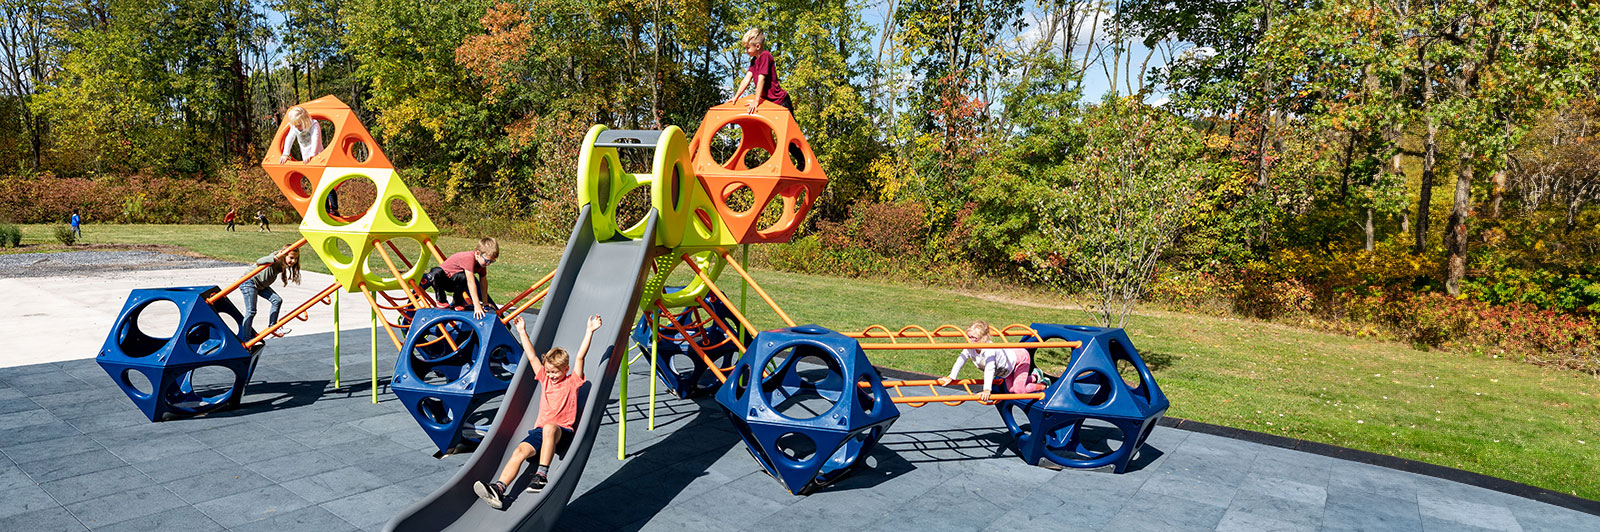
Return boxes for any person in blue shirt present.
[69,209,81,239]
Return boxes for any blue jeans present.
[240,283,281,339]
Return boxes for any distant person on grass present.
[936,320,1049,402]
[255,210,270,232]
[240,246,301,346]
[727,27,805,166]
[69,209,81,239]
[420,237,498,319]
[276,105,339,216]
[224,208,237,232]
[474,314,601,508]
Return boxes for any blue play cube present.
[716,325,898,494]
[391,309,523,453]
[96,286,259,421]
[996,324,1169,472]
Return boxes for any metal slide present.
[385,206,659,532]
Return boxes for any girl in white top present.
[277,106,322,163]
[936,320,1048,402]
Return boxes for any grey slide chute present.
[385,206,658,532]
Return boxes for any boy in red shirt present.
[731,27,791,114]
[474,314,601,509]
[421,237,498,318]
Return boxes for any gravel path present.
[0,250,240,278]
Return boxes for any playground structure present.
[92,95,1169,532]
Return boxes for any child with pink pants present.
[935,320,1048,402]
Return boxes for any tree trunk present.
[1414,96,1436,252]
[1364,208,1375,252]
[1445,149,1473,296]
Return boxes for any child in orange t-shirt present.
[474,314,601,509]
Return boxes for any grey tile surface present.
[0,330,1589,532]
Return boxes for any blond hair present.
[966,320,993,343]
[740,27,765,49]
[477,237,499,259]
[543,347,569,372]
[283,106,312,131]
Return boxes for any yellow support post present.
[333,290,341,388]
[618,333,629,460]
[371,305,379,403]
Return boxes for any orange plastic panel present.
[261,95,393,215]
[687,98,828,245]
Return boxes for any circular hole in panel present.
[742,147,772,170]
[776,432,818,464]
[855,373,876,415]
[1071,370,1113,407]
[754,188,794,233]
[709,122,743,167]
[594,158,614,213]
[1030,344,1070,380]
[418,396,453,425]
[167,365,237,411]
[668,353,699,380]
[365,237,423,282]
[488,345,516,381]
[287,171,312,199]
[733,365,750,400]
[1114,351,1144,391]
[789,140,808,171]
[330,175,377,224]
[762,345,843,421]
[185,322,225,356]
[670,164,686,211]
[614,184,652,233]
[120,299,182,358]
[315,119,336,157]
[691,208,714,239]
[387,196,416,226]
[345,137,372,163]
[1004,401,1033,436]
[122,369,153,398]
[724,184,756,215]
[1044,418,1126,464]
[406,317,479,369]
[322,237,355,268]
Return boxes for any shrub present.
[0,223,19,247]
[53,224,76,246]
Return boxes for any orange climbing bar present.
[682,254,760,336]
[209,238,308,304]
[359,283,405,350]
[858,340,1079,350]
[692,299,748,353]
[654,301,729,383]
[243,281,339,348]
[501,270,556,314]
[384,240,415,268]
[373,242,423,310]
[717,249,796,327]
[867,378,1046,407]
[847,323,1048,341]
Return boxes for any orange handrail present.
[373,242,422,310]
[359,283,404,351]
[652,303,743,356]
[501,288,548,324]
[691,299,748,353]
[717,249,796,327]
[243,281,338,348]
[654,301,730,383]
[858,340,1079,351]
[682,254,761,336]
[385,240,415,268]
[209,238,309,304]
[502,270,557,313]
[868,378,1046,407]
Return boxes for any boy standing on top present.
[474,314,602,509]
[421,237,498,318]
[730,28,790,114]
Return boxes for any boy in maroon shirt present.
[731,27,791,114]
[421,237,498,318]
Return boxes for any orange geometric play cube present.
[260,95,393,216]
[687,98,828,245]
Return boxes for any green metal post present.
[371,305,379,404]
[740,244,749,323]
[618,330,629,460]
[333,290,341,388]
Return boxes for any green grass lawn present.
[16,224,1600,500]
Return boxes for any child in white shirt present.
[936,320,1048,401]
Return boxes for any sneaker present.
[473,480,505,509]
[526,473,547,493]
[434,301,450,309]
